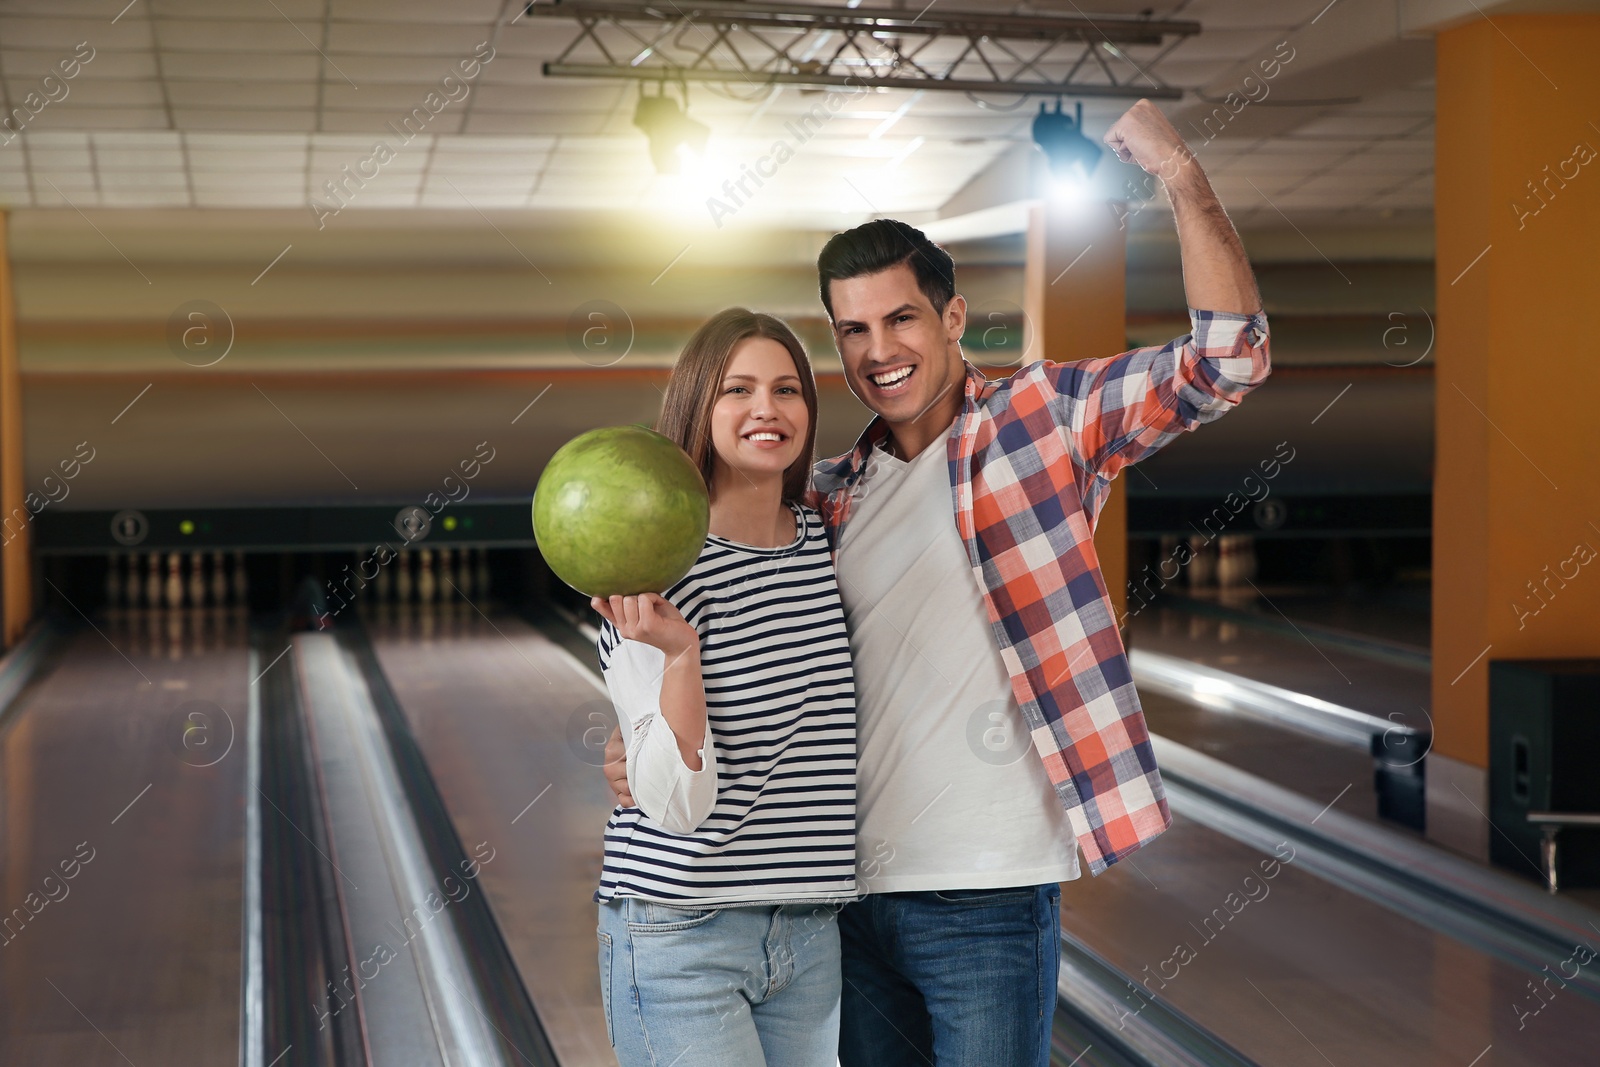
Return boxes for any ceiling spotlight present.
[1032,100,1102,184]
[632,87,710,175]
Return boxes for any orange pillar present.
[1023,199,1129,625]
[0,211,27,647]
[1431,15,1600,858]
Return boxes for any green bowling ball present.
[532,425,709,597]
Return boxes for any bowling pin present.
[232,551,248,608]
[455,546,474,602]
[437,548,453,600]
[1160,535,1179,559]
[133,591,150,659]
[187,552,207,607]
[165,553,184,610]
[419,594,437,638]
[148,580,164,657]
[145,553,163,610]
[437,549,455,629]
[166,608,184,661]
[475,548,490,605]
[125,554,142,609]
[396,550,414,603]
[210,551,229,606]
[418,549,437,604]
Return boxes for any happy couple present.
[586,99,1271,1067]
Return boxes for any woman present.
[591,308,856,1067]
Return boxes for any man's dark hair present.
[816,219,956,322]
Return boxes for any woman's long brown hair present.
[657,308,818,504]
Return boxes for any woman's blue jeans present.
[598,898,843,1067]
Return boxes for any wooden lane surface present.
[0,611,249,1065]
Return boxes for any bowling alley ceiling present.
[0,0,1560,232]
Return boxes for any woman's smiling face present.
[708,336,808,489]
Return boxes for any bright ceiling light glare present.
[674,142,714,184]
[1049,174,1092,206]
[632,87,710,175]
[1033,99,1102,198]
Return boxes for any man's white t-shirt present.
[836,435,1081,893]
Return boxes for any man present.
[606,99,1270,1065]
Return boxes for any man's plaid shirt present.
[808,308,1271,874]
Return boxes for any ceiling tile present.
[465,111,612,136]
[15,130,89,148]
[153,0,325,17]
[92,147,185,169]
[1293,114,1433,138]
[2,16,151,50]
[26,147,93,169]
[159,52,321,81]
[172,108,315,131]
[319,82,472,112]
[11,79,163,106]
[151,21,314,53]
[22,108,167,130]
[99,170,187,187]
[189,149,306,170]
[187,132,308,149]
[324,24,494,57]
[99,189,189,206]
[166,82,320,109]
[91,130,182,145]
[335,0,505,21]
[348,192,427,206]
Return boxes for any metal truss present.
[525,0,1199,99]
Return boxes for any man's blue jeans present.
[598,898,843,1067]
[838,883,1061,1067]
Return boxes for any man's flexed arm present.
[1103,100,1262,316]
[1040,101,1269,488]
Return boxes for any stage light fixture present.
[1032,100,1102,186]
[632,87,710,175]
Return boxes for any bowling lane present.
[1160,588,1432,653]
[365,606,1600,1067]
[0,610,251,1066]
[1137,688,1388,827]
[363,606,619,1067]
[1129,605,1430,726]
[1127,603,1429,829]
[1063,811,1600,1066]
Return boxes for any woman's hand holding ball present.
[591,594,699,659]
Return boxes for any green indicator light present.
[201,521,212,533]
[443,515,459,531]
[179,519,195,535]
[463,516,474,529]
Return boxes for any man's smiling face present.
[828,262,967,431]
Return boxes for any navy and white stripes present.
[595,504,858,906]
